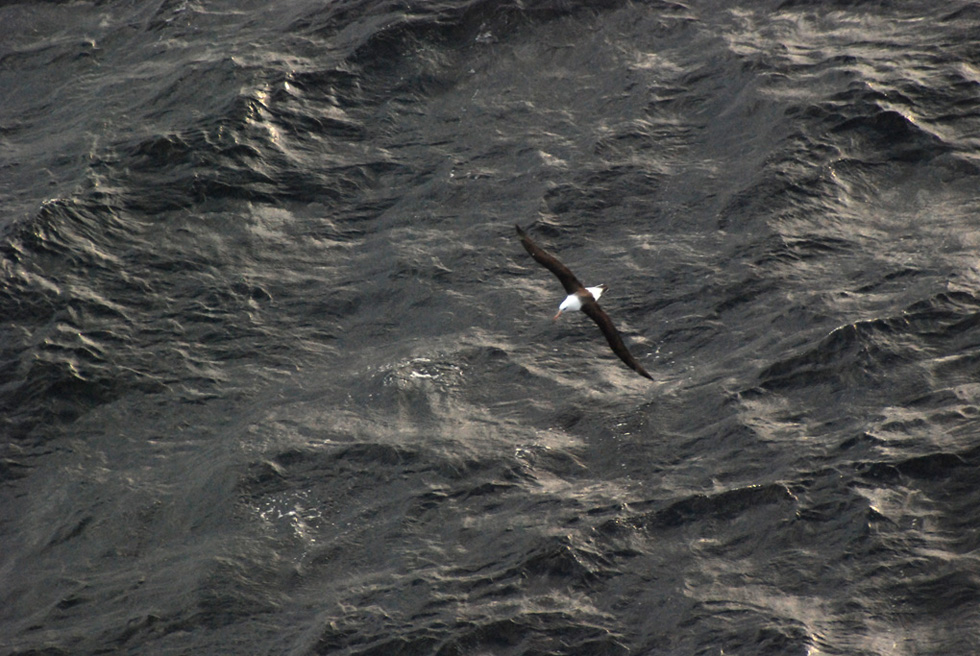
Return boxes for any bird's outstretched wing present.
[581,298,654,380]
[515,224,584,295]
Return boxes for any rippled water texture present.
[3,1,980,654]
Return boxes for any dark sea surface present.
[3,0,980,654]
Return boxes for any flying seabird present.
[515,224,654,381]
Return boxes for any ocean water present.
[3,0,980,654]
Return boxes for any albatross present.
[515,224,654,381]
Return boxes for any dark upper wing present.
[581,298,654,380]
[515,224,583,295]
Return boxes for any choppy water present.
[3,1,980,654]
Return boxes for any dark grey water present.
[3,0,980,654]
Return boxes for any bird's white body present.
[557,285,605,316]
[585,285,605,302]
